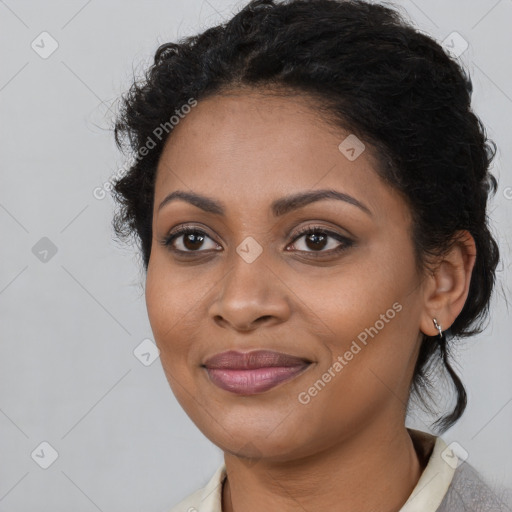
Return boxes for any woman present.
[111,0,511,510]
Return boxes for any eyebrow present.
[157,189,372,217]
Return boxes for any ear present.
[419,230,477,337]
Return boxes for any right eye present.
[160,226,222,254]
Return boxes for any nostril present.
[256,315,273,324]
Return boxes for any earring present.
[432,318,443,338]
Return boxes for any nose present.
[207,252,291,332]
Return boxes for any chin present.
[195,410,315,462]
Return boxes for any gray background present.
[1,1,511,511]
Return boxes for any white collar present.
[400,430,456,511]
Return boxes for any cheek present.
[145,258,193,364]
[144,253,218,398]
[310,248,420,390]
[145,253,203,340]
[306,252,410,333]
[145,263,202,407]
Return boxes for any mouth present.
[202,350,313,395]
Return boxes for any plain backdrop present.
[1,1,511,511]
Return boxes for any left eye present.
[288,227,353,254]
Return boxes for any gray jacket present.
[437,462,512,512]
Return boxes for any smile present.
[202,350,312,395]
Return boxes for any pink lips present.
[202,350,311,395]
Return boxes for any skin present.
[145,88,476,512]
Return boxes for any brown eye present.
[288,227,353,255]
[300,231,329,251]
[161,227,220,253]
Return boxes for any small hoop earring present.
[432,318,443,338]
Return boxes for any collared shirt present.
[169,429,512,512]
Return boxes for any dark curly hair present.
[111,0,500,433]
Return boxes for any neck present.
[222,422,426,512]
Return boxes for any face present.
[145,89,428,462]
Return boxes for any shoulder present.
[404,429,512,512]
[438,461,512,512]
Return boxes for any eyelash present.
[159,224,354,258]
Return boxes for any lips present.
[203,350,311,369]
[202,350,312,395]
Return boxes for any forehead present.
[153,91,404,222]
[159,91,342,171]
